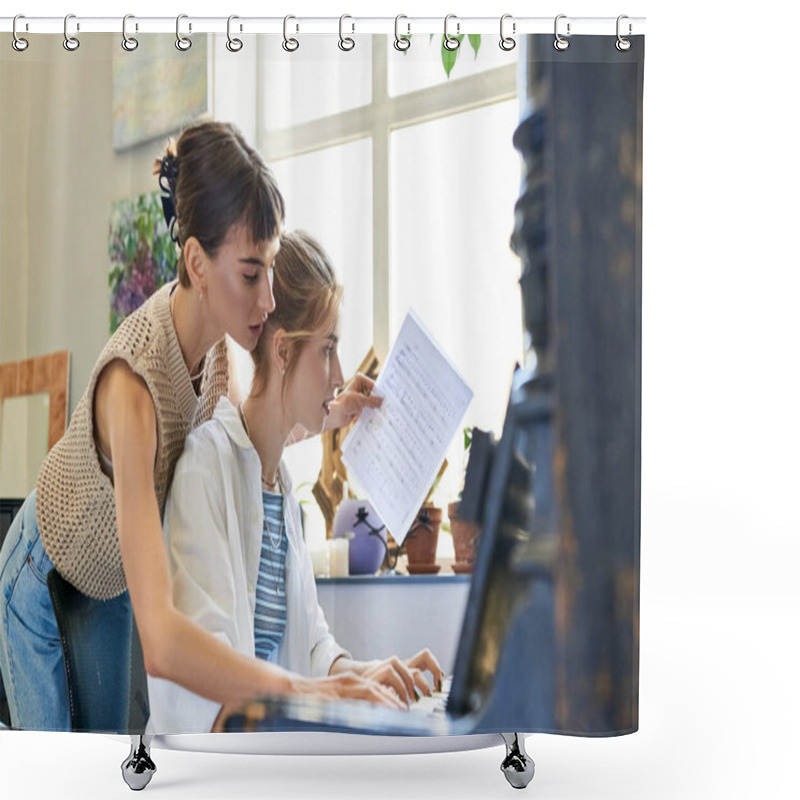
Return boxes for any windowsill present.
[315,572,472,585]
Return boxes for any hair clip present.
[158,154,180,241]
[158,152,179,192]
[160,197,178,242]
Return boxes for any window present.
[219,35,523,551]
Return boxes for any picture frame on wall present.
[112,34,209,151]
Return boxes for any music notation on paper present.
[341,310,473,546]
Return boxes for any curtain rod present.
[1,16,646,37]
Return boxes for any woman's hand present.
[330,649,445,707]
[290,672,407,709]
[211,670,405,732]
[323,373,382,431]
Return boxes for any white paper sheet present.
[341,310,473,545]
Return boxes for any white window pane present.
[259,35,372,130]
[388,35,517,97]
[390,100,523,506]
[271,140,374,382]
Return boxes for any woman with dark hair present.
[0,122,389,732]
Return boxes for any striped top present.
[254,490,289,662]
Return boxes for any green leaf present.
[468,34,481,59]
[440,34,464,78]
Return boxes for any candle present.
[310,546,329,578]
[328,538,350,578]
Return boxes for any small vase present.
[404,504,441,573]
[332,499,387,576]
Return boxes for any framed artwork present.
[112,34,208,151]
[0,351,70,498]
[108,191,176,334]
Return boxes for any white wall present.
[0,34,187,418]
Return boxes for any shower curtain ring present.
[553,14,570,51]
[499,14,516,51]
[122,15,139,52]
[338,14,355,51]
[616,15,632,51]
[443,14,460,51]
[12,15,29,52]
[394,15,411,51]
[226,15,243,52]
[283,15,299,52]
[176,14,192,51]
[63,13,80,51]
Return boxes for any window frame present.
[255,34,516,357]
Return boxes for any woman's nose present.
[332,353,344,390]
[260,271,276,317]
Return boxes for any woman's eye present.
[244,273,258,284]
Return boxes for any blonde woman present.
[149,231,443,733]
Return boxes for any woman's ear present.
[271,328,290,376]
[182,236,208,299]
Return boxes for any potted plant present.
[403,460,447,574]
[448,427,481,573]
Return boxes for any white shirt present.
[146,395,349,734]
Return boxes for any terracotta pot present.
[448,501,480,570]
[404,505,441,567]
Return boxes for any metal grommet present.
[12,15,29,52]
[226,15,243,52]
[443,13,460,51]
[616,15,632,51]
[122,14,139,52]
[63,13,80,51]
[394,14,410,51]
[553,14,570,51]
[499,13,516,51]
[176,14,192,51]
[338,14,355,51]
[282,15,299,52]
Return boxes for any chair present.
[0,570,148,731]
[46,569,136,732]
[46,569,156,788]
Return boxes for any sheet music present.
[341,310,473,545]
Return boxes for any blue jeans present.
[0,490,133,732]
[0,490,69,730]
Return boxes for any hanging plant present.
[439,33,482,78]
[400,34,483,79]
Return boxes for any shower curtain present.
[0,17,643,750]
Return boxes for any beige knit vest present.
[36,282,228,600]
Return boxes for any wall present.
[316,577,470,672]
[0,34,184,418]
